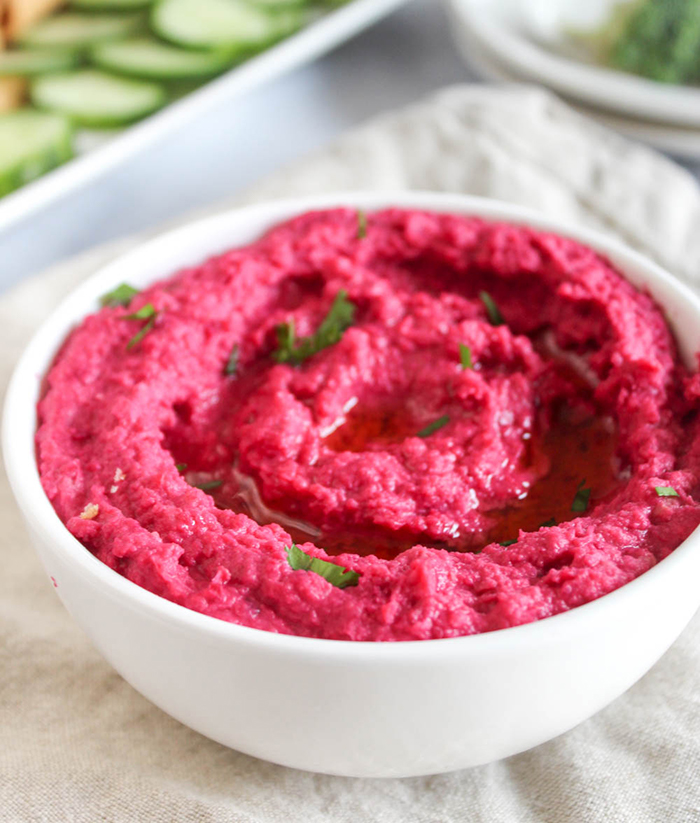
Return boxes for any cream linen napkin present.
[2,85,700,822]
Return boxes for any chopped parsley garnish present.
[124,303,156,321]
[123,303,158,349]
[571,480,592,513]
[224,344,239,376]
[175,463,187,472]
[357,210,367,239]
[275,319,295,357]
[285,543,360,589]
[194,479,223,491]
[479,291,504,326]
[459,343,472,369]
[500,539,517,547]
[101,283,138,308]
[655,485,679,498]
[274,290,356,366]
[417,414,450,438]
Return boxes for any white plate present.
[448,1,700,163]
[449,0,700,129]
[0,0,408,235]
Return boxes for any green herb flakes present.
[224,344,239,376]
[417,414,450,438]
[571,480,592,513]
[274,290,356,366]
[357,210,367,239]
[101,282,138,307]
[479,291,504,326]
[194,480,223,491]
[459,343,472,369]
[123,302,158,349]
[124,303,156,321]
[655,485,680,498]
[285,543,360,589]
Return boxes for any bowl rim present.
[448,0,700,129]
[5,189,700,660]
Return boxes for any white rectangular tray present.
[0,0,408,234]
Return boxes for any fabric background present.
[2,85,700,822]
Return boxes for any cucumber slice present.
[245,0,309,6]
[152,0,303,53]
[31,70,166,127]
[20,12,144,49]
[0,110,74,197]
[164,78,205,101]
[0,49,81,78]
[71,0,153,8]
[92,37,234,79]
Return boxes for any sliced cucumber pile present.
[71,0,154,9]
[152,0,304,53]
[0,0,349,198]
[32,70,166,126]
[0,110,74,197]
[0,49,81,77]
[92,37,233,79]
[19,12,145,48]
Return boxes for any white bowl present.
[449,0,700,128]
[5,192,700,778]
[449,14,700,163]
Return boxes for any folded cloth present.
[2,85,700,823]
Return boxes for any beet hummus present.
[36,208,700,641]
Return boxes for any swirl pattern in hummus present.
[37,209,700,640]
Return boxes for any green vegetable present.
[285,543,360,589]
[274,290,355,365]
[124,303,156,321]
[72,0,153,9]
[20,12,144,49]
[175,463,187,472]
[479,291,504,326]
[249,0,309,6]
[101,282,138,307]
[539,517,557,528]
[594,0,700,84]
[500,539,517,547]
[417,415,450,438]
[459,343,472,369]
[224,344,239,376]
[0,49,81,78]
[357,209,367,239]
[123,302,158,349]
[152,0,304,55]
[32,70,166,128]
[195,479,223,491]
[571,480,592,513]
[655,485,680,497]
[0,110,73,198]
[91,37,235,81]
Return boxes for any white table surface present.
[1,0,697,292]
[0,0,469,291]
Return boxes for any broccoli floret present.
[606,0,700,84]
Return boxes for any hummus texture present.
[37,209,700,640]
